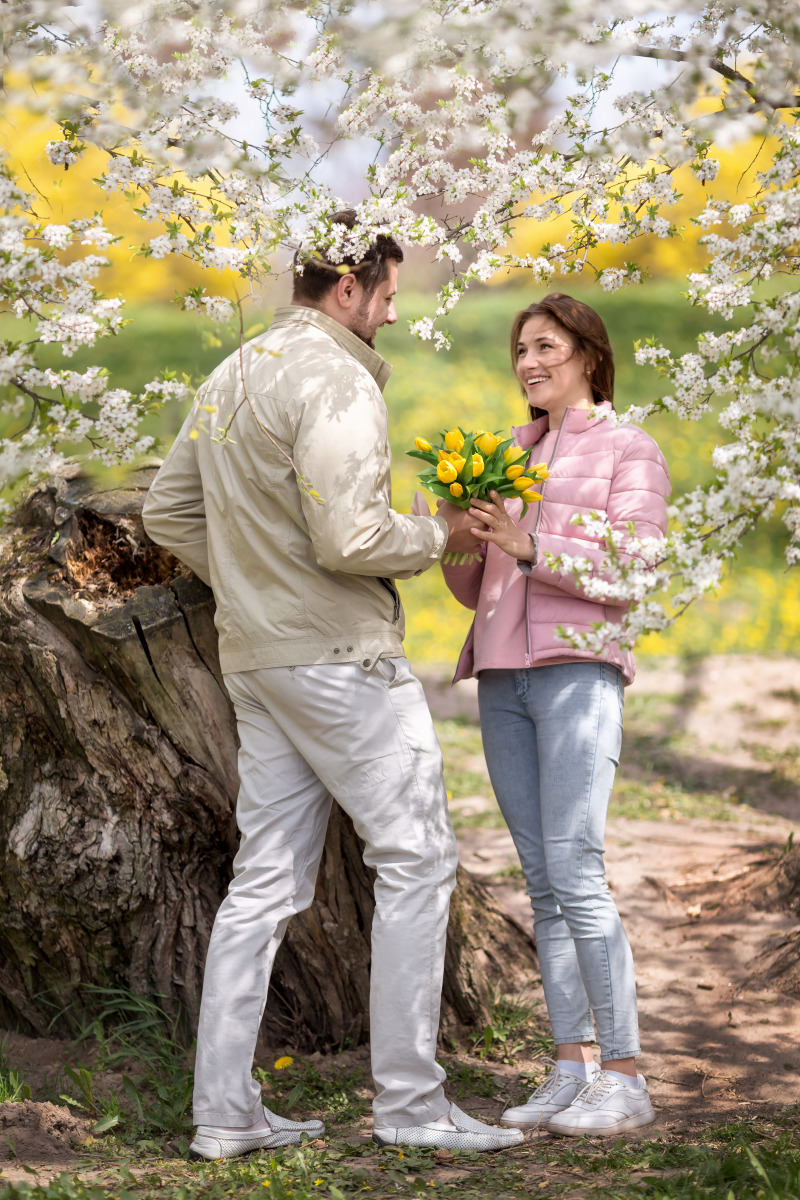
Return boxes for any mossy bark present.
[0,468,536,1049]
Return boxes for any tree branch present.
[631,44,800,110]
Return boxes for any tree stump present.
[0,466,537,1049]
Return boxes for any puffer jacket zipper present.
[378,576,401,623]
[524,419,567,667]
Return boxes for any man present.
[142,212,523,1158]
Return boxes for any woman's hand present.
[468,492,533,561]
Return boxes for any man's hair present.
[292,209,404,305]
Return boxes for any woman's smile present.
[515,314,594,426]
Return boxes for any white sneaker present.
[373,1102,524,1152]
[500,1058,599,1130]
[189,1104,325,1160]
[546,1071,656,1137]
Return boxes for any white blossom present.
[0,0,798,648]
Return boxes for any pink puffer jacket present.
[442,403,670,686]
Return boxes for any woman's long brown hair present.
[510,293,615,421]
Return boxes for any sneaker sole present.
[547,1107,657,1138]
[500,1113,551,1129]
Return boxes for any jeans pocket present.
[372,656,399,685]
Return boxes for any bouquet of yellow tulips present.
[408,426,549,515]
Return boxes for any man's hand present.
[438,501,485,556]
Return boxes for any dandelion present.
[274,1056,293,1069]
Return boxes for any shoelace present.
[528,1056,561,1099]
[574,1072,619,1107]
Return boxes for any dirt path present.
[460,814,800,1133]
[445,653,800,1133]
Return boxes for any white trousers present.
[192,657,459,1129]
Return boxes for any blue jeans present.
[478,663,640,1060]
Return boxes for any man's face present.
[349,261,399,348]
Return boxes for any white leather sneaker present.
[546,1071,656,1137]
[373,1102,524,1152]
[500,1058,599,1130]
[189,1104,325,1159]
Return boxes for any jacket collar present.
[271,305,393,393]
[512,401,614,448]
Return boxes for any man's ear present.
[334,272,359,309]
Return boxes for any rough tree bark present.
[734,843,800,997]
[0,466,536,1049]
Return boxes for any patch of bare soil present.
[0,1101,93,1185]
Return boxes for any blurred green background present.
[4,280,797,667]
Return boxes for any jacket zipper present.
[524,418,567,667]
[378,577,401,623]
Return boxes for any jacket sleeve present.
[523,436,670,606]
[440,550,487,610]
[290,366,448,577]
[141,405,212,586]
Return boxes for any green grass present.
[1,990,798,1200]
[3,1114,800,1200]
[254,1061,370,1126]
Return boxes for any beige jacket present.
[142,305,448,674]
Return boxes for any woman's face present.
[515,315,593,424]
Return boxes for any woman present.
[442,293,670,1137]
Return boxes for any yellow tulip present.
[529,461,550,479]
[449,453,466,473]
[475,432,499,456]
[504,445,527,465]
[450,482,464,497]
[520,489,543,503]
[513,476,536,491]
[438,449,452,462]
[444,428,465,452]
[505,463,525,480]
[437,459,458,483]
[471,454,484,476]
[415,436,433,452]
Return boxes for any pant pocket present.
[372,656,399,685]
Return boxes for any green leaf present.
[93,1113,121,1134]
[122,1075,143,1117]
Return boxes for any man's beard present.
[349,295,377,348]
